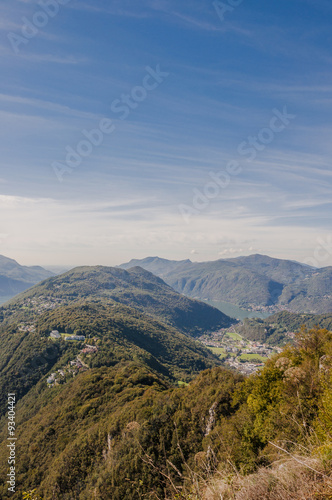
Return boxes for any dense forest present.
[1,327,332,498]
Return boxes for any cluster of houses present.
[81,345,98,354]
[19,323,36,333]
[20,296,65,314]
[225,357,264,375]
[70,358,85,370]
[247,303,290,315]
[199,328,282,375]
[46,334,99,387]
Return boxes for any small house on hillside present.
[47,373,56,384]
[50,330,61,339]
[81,345,98,354]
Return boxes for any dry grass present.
[202,456,332,500]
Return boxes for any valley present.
[0,255,54,301]
[199,328,282,375]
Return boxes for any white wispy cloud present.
[0,94,100,121]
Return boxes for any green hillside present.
[1,268,332,499]
[3,265,232,335]
[0,300,223,418]
[236,310,332,345]
[0,363,241,499]
[0,267,231,498]
[1,327,332,499]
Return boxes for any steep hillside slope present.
[0,364,241,499]
[0,301,221,417]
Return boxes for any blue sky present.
[1,0,332,266]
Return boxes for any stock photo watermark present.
[303,235,332,268]
[52,65,169,182]
[7,394,16,493]
[213,0,244,22]
[8,0,71,55]
[179,106,296,223]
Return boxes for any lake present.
[205,299,270,321]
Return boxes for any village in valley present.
[199,327,283,375]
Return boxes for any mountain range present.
[3,253,332,315]
[120,254,332,314]
[0,255,53,301]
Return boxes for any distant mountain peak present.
[0,255,54,303]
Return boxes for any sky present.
[1,0,332,267]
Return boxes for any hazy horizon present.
[1,251,326,270]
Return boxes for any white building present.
[65,335,85,341]
[50,330,61,339]
[47,373,56,384]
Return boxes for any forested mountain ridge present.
[0,264,234,498]
[0,301,222,419]
[3,265,232,335]
[121,254,332,313]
